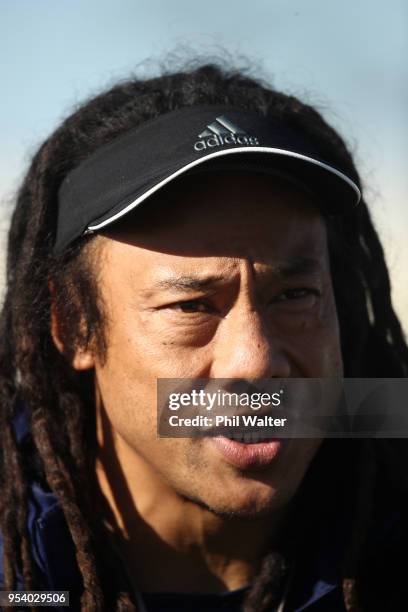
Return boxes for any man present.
[0,64,407,611]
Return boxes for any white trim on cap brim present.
[86,146,361,232]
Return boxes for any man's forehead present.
[101,216,328,273]
[103,244,329,304]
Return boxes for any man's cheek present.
[112,403,156,452]
[96,367,155,434]
[318,310,343,372]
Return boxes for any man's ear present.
[49,281,95,371]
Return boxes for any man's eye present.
[172,300,214,314]
[273,288,321,303]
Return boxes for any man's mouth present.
[206,435,285,470]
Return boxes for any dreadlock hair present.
[1,62,407,611]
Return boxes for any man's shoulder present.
[0,403,83,597]
[0,479,81,588]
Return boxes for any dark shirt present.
[140,589,248,611]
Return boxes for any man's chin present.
[180,487,282,520]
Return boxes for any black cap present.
[55,105,361,252]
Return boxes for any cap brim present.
[86,147,361,232]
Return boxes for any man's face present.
[86,172,343,518]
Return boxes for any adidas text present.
[194,133,259,151]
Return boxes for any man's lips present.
[206,435,284,470]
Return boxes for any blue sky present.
[0,0,407,329]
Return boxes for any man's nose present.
[211,308,291,379]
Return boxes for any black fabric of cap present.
[55,105,361,253]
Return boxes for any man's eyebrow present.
[152,257,322,291]
[150,258,322,294]
[153,274,227,292]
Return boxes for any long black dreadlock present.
[0,62,407,611]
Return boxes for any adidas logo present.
[194,115,259,151]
